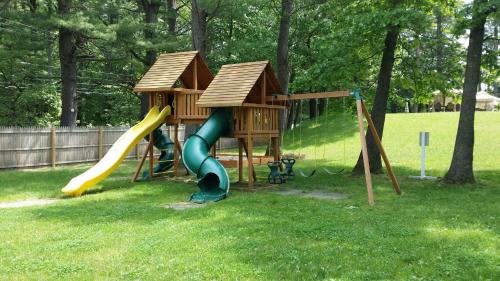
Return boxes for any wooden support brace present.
[242,138,257,183]
[148,93,155,179]
[361,100,401,195]
[356,99,375,205]
[132,140,154,182]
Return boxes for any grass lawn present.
[0,112,499,280]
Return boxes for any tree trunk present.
[444,0,492,183]
[138,0,161,117]
[309,99,317,119]
[286,100,298,129]
[47,0,53,76]
[293,100,302,127]
[318,98,326,116]
[191,0,208,60]
[352,24,400,174]
[58,0,78,127]
[277,0,293,133]
[166,0,177,36]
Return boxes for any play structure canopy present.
[133,51,213,92]
[197,61,283,107]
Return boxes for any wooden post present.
[272,137,280,162]
[132,140,154,182]
[97,127,103,160]
[261,72,266,104]
[241,139,256,182]
[173,124,179,176]
[148,93,155,179]
[193,58,198,90]
[247,108,254,187]
[361,101,401,195]
[238,138,243,182]
[355,99,375,205]
[135,143,140,160]
[211,143,216,158]
[51,127,56,168]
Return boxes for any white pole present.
[420,134,426,177]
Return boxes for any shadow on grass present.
[11,162,497,279]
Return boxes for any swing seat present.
[281,158,295,180]
[319,167,344,175]
[267,161,285,184]
[297,168,317,178]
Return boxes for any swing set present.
[287,96,347,178]
[267,89,401,205]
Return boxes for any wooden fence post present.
[98,127,103,160]
[51,127,56,168]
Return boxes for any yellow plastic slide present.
[61,106,171,196]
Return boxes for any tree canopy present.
[0,0,498,126]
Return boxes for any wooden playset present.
[131,51,401,205]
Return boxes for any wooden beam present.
[241,103,286,109]
[361,100,402,195]
[148,93,155,179]
[261,72,266,104]
[173,124,179,176]
[356,99,375,205]
[247,108,254,187]
[131,140,153,182]
[193,59,198,90]
[266,91,349,102]
[133,87,204,94]
[238,139,243,182]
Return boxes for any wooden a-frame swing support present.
[272,89,401,205]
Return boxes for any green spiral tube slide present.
[142,127,175,179]
[182,108,232,203]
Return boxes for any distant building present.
[432,89,499,112]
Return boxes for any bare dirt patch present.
[165,202,207,211]
[0,198,59,209]
[271,189,350,200]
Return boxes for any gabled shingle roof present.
[133,51,212,92]
[197,61,282,107]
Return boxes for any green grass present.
[0,112,499,280]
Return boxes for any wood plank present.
[238,139,243,182]
[356,99,375,205]
[247,108,254,187]
[173,124,179,176]
[131,140,153,182]
[266,91,349,101]
[361,100,401,195]
[148,94,155,179]
[241,103,285,109]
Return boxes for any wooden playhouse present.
[132,51,213,179]
[196,61,286,187]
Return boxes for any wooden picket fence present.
[0,126,240,169]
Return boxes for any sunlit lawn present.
[0,112,498,280]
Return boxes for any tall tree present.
[58,0,78,126]
[191,0,208,59]
[277,0,293,133]
[277,0,292,95]
[135,0,162,117]
[352,0,403,174]
[166,0,177,36]
[444,0,497,183]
